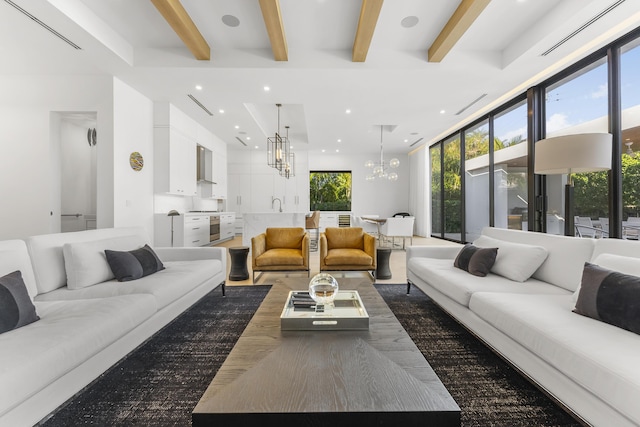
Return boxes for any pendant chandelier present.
[267,103,290,176]
[365,125,399,181]
[280,126,295,178]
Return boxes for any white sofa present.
[0,227,226,427]
[406,226,640,427]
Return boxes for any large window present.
[443,135,462,241]
[309,171,352,211]
[621,38,640,239]
[464,120,490,241]
[544,58,609,235]
[493,100,528,231]
[430,144,442,237]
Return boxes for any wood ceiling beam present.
[352,0,384,62]
[150,0,210,60]
[428,0,491,63]
[259,0,288,61]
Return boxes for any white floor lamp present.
[167,210,180,247]
[534,133,612,236]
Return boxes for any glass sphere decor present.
[308,273,339,306]
[389,158,400,168]
[388,172,398,181]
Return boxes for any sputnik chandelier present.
[365,125,399,182]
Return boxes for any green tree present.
[309,172,352,211]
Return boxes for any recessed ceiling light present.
[345,109,351,114]
[440,110,446,114]
[246,137,251,140]
[255,145,259,149]
[401,16,419,28]
[222,14,240,27]
[235,125,240,129]
[264,86,270,92]
[322,149,326,153]
[404,139,408,143]
[219,109,224,114]
[336,149,339,153]
[195,85,202,90]
[337,139,341,143]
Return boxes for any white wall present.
[112,78,154,237]
[0,75,113,240]
[309,151,410,218]
[409,147,428,237]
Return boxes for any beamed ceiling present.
[1,0,640,155]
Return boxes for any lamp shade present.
[167,210,180,216]
[534,133,612,175]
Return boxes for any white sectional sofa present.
[406,226,640,427]
[0,227,226,427]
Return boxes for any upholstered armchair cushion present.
[320,227,376,274]
[251,227,310,282]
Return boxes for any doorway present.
[59,112,97,232]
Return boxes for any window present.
[443,135,462,241]
[430,143,442,237]
[309,171,352,211]
[544,57,609,235]
[493,100,528,231]
[464,120,490,241]
[621,38,640,239]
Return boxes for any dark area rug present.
[376,284,582,427]
[39,283,581,427]
[38,285,270,427]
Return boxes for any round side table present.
[229,246,250,281]
[376,247,392,280]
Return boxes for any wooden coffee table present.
[192,278,460,425]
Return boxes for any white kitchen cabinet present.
[154,214,209,247]
[227,173,251,213]
[220,213,235,242]
[211,151,227,199]
[251,173,276,212]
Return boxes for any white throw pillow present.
[63,235,146,289]
[572,253,640,302]
[473,235,548,282]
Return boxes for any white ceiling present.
[2,0,640,155]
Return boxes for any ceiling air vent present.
[235,137,247,146]
[4,0,81,49]
[409,137,424,147]
[187,94,213,116]
[541,0,625,56]
[455,94,487,116]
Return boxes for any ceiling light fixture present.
[264,86,270,91]
[365,125,400,182]
[267,104,290,176]
[280,126,294,179]
[346,109,351,114]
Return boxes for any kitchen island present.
[242,212,307,247]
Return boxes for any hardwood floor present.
[214,234,460,286]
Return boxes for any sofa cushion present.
[324,248,373,266]
[255,249,303,267]
[325,227,364,250]
[574,262,640,335]
[469,292,640,425]
[35,260,221,310]
[0,240,38,300]
[26,227,149,294]
[480,227,594,291]
[0,270,39,334]
[0,294,156,419]
[407,257,569,307]
[265,228,305,250]
[105,244,165,282]
[63,235,147,289]
[474,235,548,282]
[453,244,497,277]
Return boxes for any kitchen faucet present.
[272,197,283,212]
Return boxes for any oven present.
[210,215,221,242]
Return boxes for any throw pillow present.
[574,262,640,335]
[573,253,640,302]
[105,244,165,282]
[473,235,548,282]
[454,244,498,277]
[0,270,39,334]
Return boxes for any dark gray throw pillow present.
[105,244,165,282]
[574,262,640,335]
[0,270,39,334]
[454,244,498,277]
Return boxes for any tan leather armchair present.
[320,227,376,279]
[251,227,309,283]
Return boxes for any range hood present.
[196,145,217,184]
